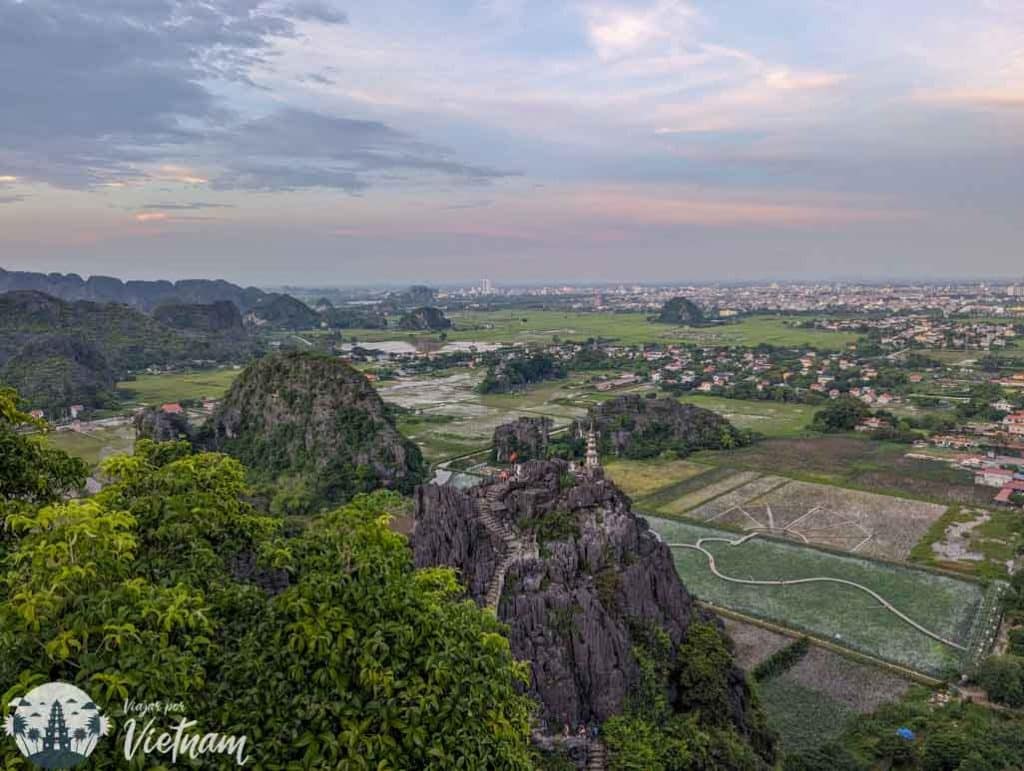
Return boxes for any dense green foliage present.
[478,352,567,394]
[976,655,1024,707]
[811,396,872,433]
[0,334,118,414]
[752,637,810,683]
[588,396,750,460]
[0,388,89,556]
[784,688,1024,770]
[0,437,534,769]
[603,623,775,770]
[153,300,243,333]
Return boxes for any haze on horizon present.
[1,0,1022,285]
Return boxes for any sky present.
[0,0,1022,285]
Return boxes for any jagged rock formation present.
[398,306,451,331]
[478,352,567,394]
[134,405,195,442]
[578,394,747,459]
[412,459,764,741]
[0,334,116,415]
[199,352,427,506]
[0,267,266,311]
[654,296,705,325]
[244,293,320,330]
[153,300,244,333]
[493,417,552,463]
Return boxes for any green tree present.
[0,441,534,769]
[810,396,871,433]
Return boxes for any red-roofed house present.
[1004,411,1024,437]
[161,402,183,415]
[995,479,1024,505]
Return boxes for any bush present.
[752,637,810,683]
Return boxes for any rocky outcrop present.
[493,417,552,463]
[654,296,705,325]
[134,405,195,442]
[244,293,320,330]
[412,460,758,734]
[199,352,427,506]
[578,394,747,459]
[398,306,451,331]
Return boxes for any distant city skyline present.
[1,1,1022,282]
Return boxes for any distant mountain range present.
[0,267,267,312]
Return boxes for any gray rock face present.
[492,417,552,463]
[134,406,194,442]
[412,459,695,726]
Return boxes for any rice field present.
[647,517,987,675]
[117,368,240,406]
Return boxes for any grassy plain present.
[646,517,985,675]
[45,425,135,467]
[675,394,815,438]
[335,312,859,349]
[117,368,239,405]
[603,458,709,499]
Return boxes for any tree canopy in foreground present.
[0,431,533,768]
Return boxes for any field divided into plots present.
[646,517,987,676]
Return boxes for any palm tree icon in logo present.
[4,682,109,769]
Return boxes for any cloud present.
[583,0,698,60]
[284,0,348,25]
[140,202,236,210]
[206,108,517,192]
[913,88,1024,109]
[0,1,507,195]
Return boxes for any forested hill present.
[579,394,751,458]
[0,291,261,412]
[198,352,427,512]
[0,266,266,311]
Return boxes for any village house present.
[1003,411,1024,437]
[976,467,1016,487]
[161,402,184,415]
[856,416,890,433]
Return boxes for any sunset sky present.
[1,0,1022,284]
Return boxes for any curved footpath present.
[668,532,965,652]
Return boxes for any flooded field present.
[378,370,599,462]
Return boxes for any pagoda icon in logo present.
[4,682,109,769]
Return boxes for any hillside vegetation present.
[199,352,427,513]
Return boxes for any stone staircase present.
[586,740,607,771]
[477,484,534,611]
